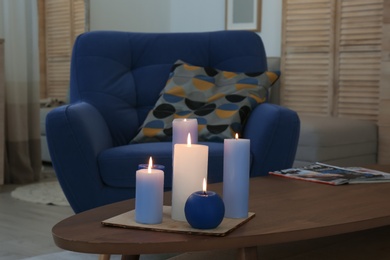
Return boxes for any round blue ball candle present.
[184,179,225,229]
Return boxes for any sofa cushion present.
[131,60,279,143]
[267,57,281,105]
[294,116,377,167]
[40,107,58,162]
[40,107,56,135]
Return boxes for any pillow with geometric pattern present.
[130,60,279,143]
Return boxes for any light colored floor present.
[1,164,390,260]
[0,164,74,260]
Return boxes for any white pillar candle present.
[172,118,198,145]
[171,134,208,221]
[135,157,164,224]
[223,134,250,218]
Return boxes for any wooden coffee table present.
[52,165,390,260]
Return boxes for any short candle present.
[135,157,164,224]
[172,118,198,146]
[184,178,225,229]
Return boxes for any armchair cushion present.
[98,141,227,189]
[131,60,279,143]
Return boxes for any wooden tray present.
[102,206,255,237]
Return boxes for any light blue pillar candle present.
[223,135,250,218]
[135,158,164,224]
[172,118,198,146]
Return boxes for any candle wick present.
[203,191,207,195]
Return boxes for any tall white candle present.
[223,134,250,218]
[171,134,208,221]
[135,157,164,224]
[172,118,198,145]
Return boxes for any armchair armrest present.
[46,102,114,212]
[244,103,300,176]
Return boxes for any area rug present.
[11,181,70,206]
[23,251,121,260]
[23,251,179,260]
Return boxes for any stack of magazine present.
[269,162,390,185]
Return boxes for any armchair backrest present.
[69,31,268,146]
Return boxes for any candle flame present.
[202,178,207,193]
[187,133,191,147]
[235,133,239,140]
[184,118,187,122]
[148,157,153,173]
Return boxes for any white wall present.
[90,0,282,57]
[89,0,171,32]
[169,0,282,56]
[0,1,4,38]
[260,0,282,57]
[169,0,225,33]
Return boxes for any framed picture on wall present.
[225,0,262,32]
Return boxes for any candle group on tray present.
[134,118,251,229]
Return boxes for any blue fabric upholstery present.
[46,31,300,213]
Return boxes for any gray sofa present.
[268,57,377,167]
[40,107,53,162]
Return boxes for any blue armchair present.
[46,31,300,213]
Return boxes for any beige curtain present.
[2,0,41,184]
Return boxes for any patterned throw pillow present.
[130,60,279,143]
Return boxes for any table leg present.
[121,255,140,260]
[237,247,258,260]
[99,254,110,260]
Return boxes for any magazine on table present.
[269,162,390,186]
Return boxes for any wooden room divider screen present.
[281,0,390,164]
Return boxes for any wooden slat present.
[39,0,85,101]
[281,0,334,114]
[0,40,4,184]
[334,0,383,120]
[377,0,390,164]
[282,0,384,123]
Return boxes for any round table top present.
[52,165,390,256]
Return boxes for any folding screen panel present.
[38,0,86,101]
[281,0,383,120]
